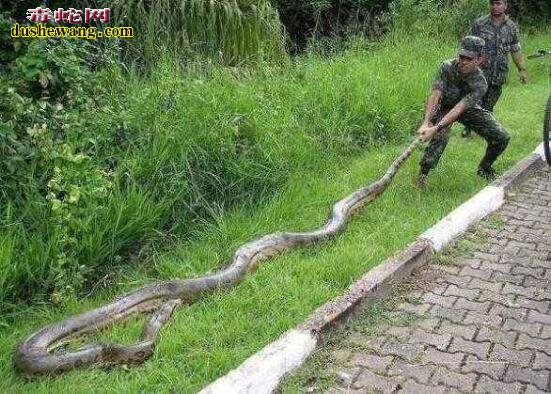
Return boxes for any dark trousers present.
[420,106,510,175]
[481,84,503,112]
[463,84,503,135]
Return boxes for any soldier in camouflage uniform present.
[462,0,527,137]
[416,36,510,187]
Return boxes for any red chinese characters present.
[85,8,111,23]
[26,7,53,22]
[27,7,111,24]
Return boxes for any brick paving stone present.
[480,261,513,274]
[455,298,491,313]
[503,283,538,297]
[524,276,551,289]
[524,385,549,394]
[430,367,477,391]
[468,278,504,294]
[422,347,464,369]
[476,326,517,348]
[533,351,551,370]
[464,310,503,327]
[349,353,393,373]
[409,329,452,351]
[516,334,551,355]
[519,248,551,261]
[352,369,403,392]
[475,375,524,393]
[460,266,492,280]
[437,321,477,341]
[493,272,526,286]
[516,298,550,314]
[346,332,385,349]
[449,337,491,359]
[436,275,472,288]
[540,325,551,339]
[379,339,425,363]
[477,289,517,305]
[398,380,453,393]
[455,258,482,269]
[528,310,551,325]
[510,241,536,250]
[489,344,533,368]
[429,305,467,324]
[444,284,480,301]
[423,293,457,309]
[504,365,550,391]
[332,349,352,363]
[488,304,529,321]
[537,243,551,252]
[387,360,436,384]
[462,355,506,380]
[435,265,462,275]
[430,283,452,296]
[413,318,441,332]
[512,265,546,277]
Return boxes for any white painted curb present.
[534,142,545,160]
[200,329,316,394]
[420,185,505,251]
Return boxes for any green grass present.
[108,0,287,67]
[0,31,550,393]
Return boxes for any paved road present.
[283,167,551,393]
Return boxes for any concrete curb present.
[200,147,545,394]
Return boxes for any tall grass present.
[108,0,287,67]
[0,35,427,313]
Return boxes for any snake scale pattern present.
[15,137,422,376]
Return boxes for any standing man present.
[417,36,510,187]
[462,0,528,137]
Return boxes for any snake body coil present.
[15,137,422,376]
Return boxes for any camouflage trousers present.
[481,84,503,112]
[420,106,510,174]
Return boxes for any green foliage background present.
[0,0,549,313]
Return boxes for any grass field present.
[0,30,549,393]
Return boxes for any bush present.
[505,0,551,24]
[388,0,488,39]
[272,0,394,52]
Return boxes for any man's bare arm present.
[418,98,469,141]
[435,99,469,129]
[512,51,528,83]
[423,88,443,125]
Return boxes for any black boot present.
[477,166,496,181]
[477,137,509,178]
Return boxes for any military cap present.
[459,36,485,59]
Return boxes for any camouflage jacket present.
[471,15,521,86]
[432,59,488,110]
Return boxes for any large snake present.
[14,137,422,376]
